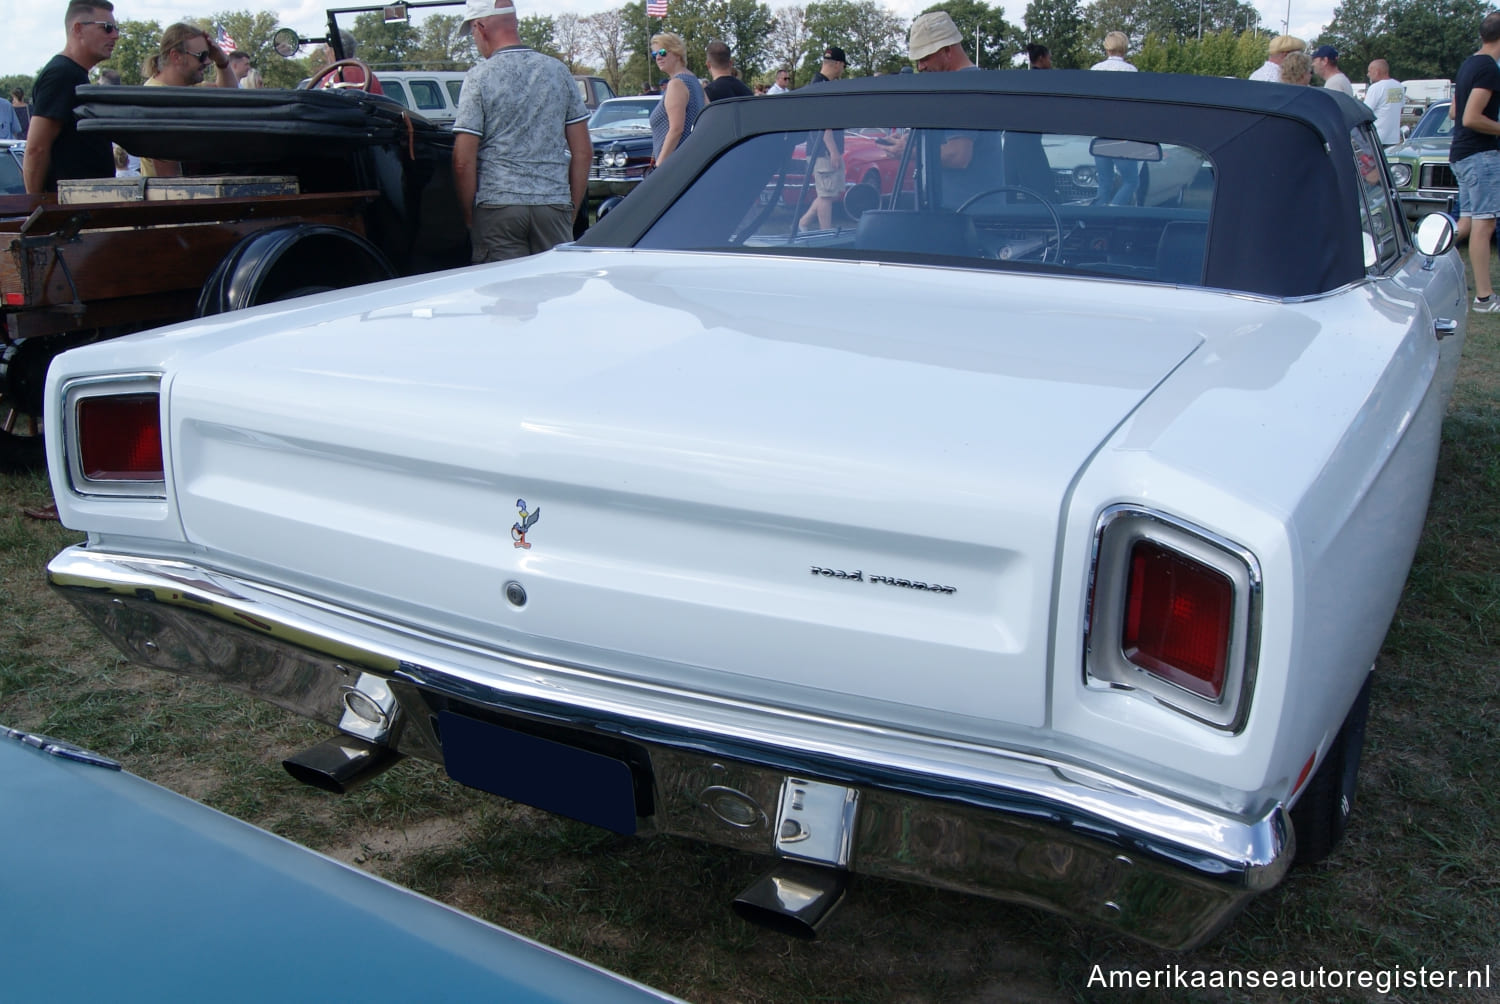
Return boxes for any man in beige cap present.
[1249,35,1305,82]
[908,11,974,73]
[451,0,591,262]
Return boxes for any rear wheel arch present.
[1289,672,1373,864]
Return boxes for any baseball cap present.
[1310,45,1338,60]
[909,12,962,62]
[459,0,516,26]
[822,46,846,64]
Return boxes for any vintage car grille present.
[1053,169,1096,204]
[1420,163,1456,190]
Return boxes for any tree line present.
[1,0,1480,102]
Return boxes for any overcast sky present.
[6,1,1337,81]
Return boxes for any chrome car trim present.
[59,374,166,499]
[1084,505,1263,733]
[3,724,122,770]
[49,544,1292,950]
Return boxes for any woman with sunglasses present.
[139,23,237,177]
[648,33,705,168]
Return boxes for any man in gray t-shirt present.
[452,0,591,262]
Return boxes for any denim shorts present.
[1453,150,1500,220]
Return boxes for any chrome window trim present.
[1085,504,1263,733]
[61,373,166,500]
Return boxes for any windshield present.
[589,100,656,131]
[1411,103,1452,140]
[0,145,22,195]
[637,127,1214,285]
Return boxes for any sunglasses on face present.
[179,47,212,64]
[653,49,670,58]
[82,20,119,34]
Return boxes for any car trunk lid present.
[167,251,1206,733]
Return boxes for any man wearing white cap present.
[451,0,591,262]
[908,11,974,73]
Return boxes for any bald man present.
[1364,60,1405,145]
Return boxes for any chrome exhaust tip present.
[731,861,848,940]
[283,736,401,794]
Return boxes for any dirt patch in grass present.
[324,810,485,868]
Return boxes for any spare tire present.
[197,224,396,317]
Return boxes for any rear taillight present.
[63,377,166,498]
[1122,540,1232,699]
[1087,506,1260,732]
[78,394,163,481]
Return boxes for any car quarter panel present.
[1053,274,1455,802]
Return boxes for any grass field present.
[2,296,1497,1002]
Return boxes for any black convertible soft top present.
[584,70,1384,298]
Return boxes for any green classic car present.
[1386,102,1455,221]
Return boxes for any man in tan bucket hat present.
[908,11,974,73]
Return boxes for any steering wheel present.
[955,185,1064,263]
[306,58,375,92]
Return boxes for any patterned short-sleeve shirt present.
[453,46,590,206]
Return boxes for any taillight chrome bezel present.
[62,374,166,499]
[1085,505,1261,733]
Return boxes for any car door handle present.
[1435,318,1458,340]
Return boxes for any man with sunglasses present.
[139,22,236,177]
[23,0,118,192]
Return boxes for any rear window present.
[590,100,655,130]
[637,127,1215,285]
[0,147,22,195]
[1411,104,1452,140]
[408,80,446,112]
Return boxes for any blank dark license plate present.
[438,711,637,834]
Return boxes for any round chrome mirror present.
[1414,213,1456,257]
[272,27,303,58]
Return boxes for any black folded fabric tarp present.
[76,85,447,162]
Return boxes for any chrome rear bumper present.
[49,543,1292,949]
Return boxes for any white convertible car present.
[44,72,1464,949]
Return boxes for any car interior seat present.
[855,211,980,258]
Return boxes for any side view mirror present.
[1414,212,1456,257]
[273,27,327,58]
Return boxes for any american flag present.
[646,0,667,17]
[216,26,237,52]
